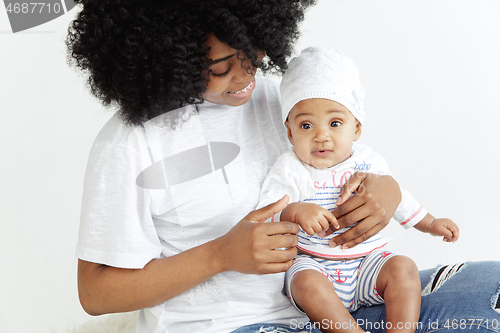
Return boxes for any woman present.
[67,1,500,332]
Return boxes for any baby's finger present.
[451,226,459,242]
[317,216,330,232]
[316,217,330,237]
[325,211,339,230]
[303,225,316,236]
[321,225,335,237]
[436,226,453,240]
[447,230,459,243]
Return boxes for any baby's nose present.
[314,129,330,142]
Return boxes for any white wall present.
[1,1,499,332]
[295,0,500,270]
[0,7,112,333]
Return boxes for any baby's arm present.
[414,213,459,242]
[281,202,339,236]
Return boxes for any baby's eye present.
[330,121,341,128]
[301,123,312,130]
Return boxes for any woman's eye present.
[330,121,341,127]
[301,123,312,130]
[210,62,232,77]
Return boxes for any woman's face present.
[203,34,262,106]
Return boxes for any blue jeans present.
[231,261,500,333]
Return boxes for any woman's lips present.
[227,79,255,99]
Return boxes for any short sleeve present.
[76,133,162,269]
[393,190,428,229]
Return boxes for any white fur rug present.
[66,311,138,333]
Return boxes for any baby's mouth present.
[313,149,332,156]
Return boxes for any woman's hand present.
[329,173,401,249]
[214,195,300,275]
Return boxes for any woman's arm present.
[78,196,299,316]
[329,173,402,249]
[78,244,222,315]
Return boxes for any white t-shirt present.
[77,77,309,333]
[257,144,428,259]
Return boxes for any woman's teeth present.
[229,81,253,94]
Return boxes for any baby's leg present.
[376,255,421,332]
[290,269,367,333]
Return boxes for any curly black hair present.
[66,0,317,125]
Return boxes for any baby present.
[257,46,459,333]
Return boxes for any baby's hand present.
[297,203,339,236]
[425,218,459,242]
[282,202,339,236]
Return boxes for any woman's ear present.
[354,122,362,141]
[285,121,294,145]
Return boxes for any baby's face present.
[286,98,361,169]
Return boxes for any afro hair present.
[66,0,317,125]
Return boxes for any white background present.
[1,1,499,332]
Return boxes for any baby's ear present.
[285,121,294,145]
[354,122,362,141]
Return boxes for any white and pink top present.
[257,143,428,259]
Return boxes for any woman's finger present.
[332,196,368,229]
[332,191,364,220]
[256,260,296,275]
[336,172,366,206]
[247,195,289,223]
[259,220,300,236]
[269,246,298,261]
[329,215,388,248]
[268,233,299,249]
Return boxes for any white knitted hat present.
[280,46,365,125]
